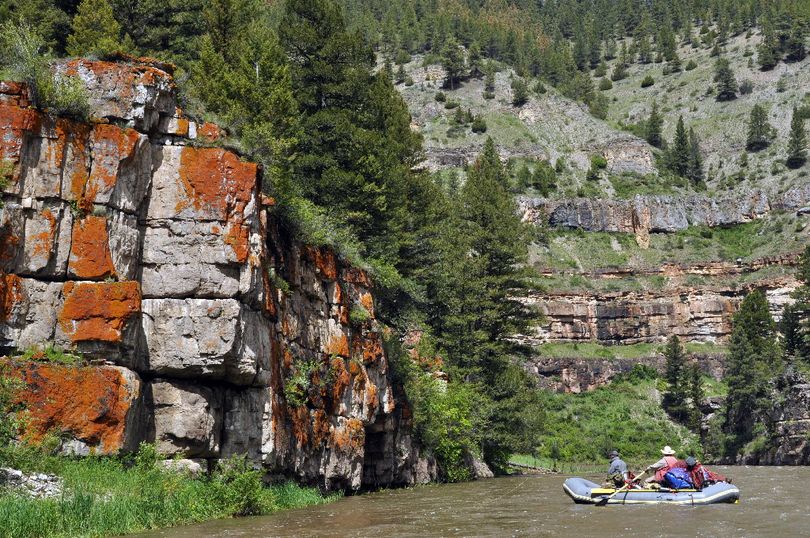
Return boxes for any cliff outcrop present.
[0,59,435,491]
[520,187,810,235]
[517,277,798,345]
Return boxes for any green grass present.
[533,374,703,465]
[532,212,807,279]
[536,341,727,360]
[0,445,337,538]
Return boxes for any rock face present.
[518,278,798,345]
[525,353,726,393]
[740,370,810,466]
[520,186,810,235]
[0,59,435,491]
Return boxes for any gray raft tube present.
[563,477,740,505]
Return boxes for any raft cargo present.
[563,477,740,505]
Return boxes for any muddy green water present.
[140,467,810,537]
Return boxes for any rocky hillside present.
[0,58,435,492]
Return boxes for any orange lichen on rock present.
[9,361,139,454]
[197,121,222,140]
[352,332,384,365]
[364,382,378,417]
[331,418,365,453]
[303,246,338,281]
[0,105,41,166]
[358,292,374,318]
[0,81,31,107]
[223,221,249,263]
[30,208,57,260]
[290,405,310,447]
[0,273,23,321]
[178,146,257,220]
[58,281,141,343]
[325,334,350,358]
[84,124,140,203]
[311,409,330,446]
[69,216,116,279]
[343,267,371,287]
[330,356,350,411]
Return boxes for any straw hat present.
[660,446,676,455]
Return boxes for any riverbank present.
[0,445,337,538]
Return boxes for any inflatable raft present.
[563,477,740,505]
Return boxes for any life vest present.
[653,456,679,482]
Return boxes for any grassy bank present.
[529,369,703,466]
[0,445,337,538]
[535,341,727,360]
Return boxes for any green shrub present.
[434,91,446,102]
[590,154,608,170]
[14,344,83,365]
[640,74,655,88]
[0,21,89,120]
[0,443,334,538]
[349,304,371,325]
[470,115,487,133]
[444,100,459,109]
[598,78,613,91]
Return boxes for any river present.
[139,467,810,537]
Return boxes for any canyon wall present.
[0,59,435,491]
[519,187,810,235]
[517,276,798,346]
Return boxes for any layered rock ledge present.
[0,59,434,491]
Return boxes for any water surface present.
[139,467,810,537]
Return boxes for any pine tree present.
[781,246,810,362]
[441,38,465,90]
[645,100,663,148]
[668,116,690,177]
[723,290,781,456]
[785,18,807,63]
[714,57,737,101]
[746,104,774,152]
[511,77,529,107]
[662,335,688,421]
[786,107,808,169]
[757,27,780,70]
[687,128,704,185]
[455,138,541,466]
[66,0,122,57]
[687,363,704,432]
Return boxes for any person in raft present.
[605,450,629,488]
[642,445,679,484]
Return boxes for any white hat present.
[661,446,676,455]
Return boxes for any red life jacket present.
[653,456,679,482]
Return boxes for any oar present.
[595,471,646,506]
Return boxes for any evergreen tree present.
[784,18,807,62]
[786,107,808,169]
[279,0,424,265]
[687,128,704,185]
[687,363,704,432]
[454,138,542,467]
[511,77,529,107]
[668,115,690,177]
[723,290,781,456]
[645,100,663,148]
[746,104,775,152]
[757,27,780,70]
[203,0,255,55]
[781,246,810,363]
[441,38,465,90]
[662,335,688,421]
[714,57,737,101]
[66,0,122,57]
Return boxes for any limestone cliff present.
[0,59,435,491]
